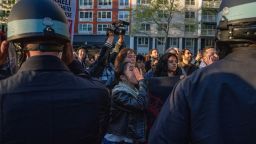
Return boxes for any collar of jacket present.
[18,55,70,72]
[112,81,139,98]
[225,46,256,61]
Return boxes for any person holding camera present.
[89,21,128,89]
[0,0,110,144]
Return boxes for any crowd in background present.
[2,0,255,144]
[68,34,220,143]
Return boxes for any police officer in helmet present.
[0,0,110,144]
[149,0,256,143]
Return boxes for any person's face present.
[136,59,145,70]
[168,55,178,72]
[151,59,158,71]
[151,49,158,59]
[123,63,138,85]
[78,49,86,60]
[203,48,219,65]
[183,49,192,62]
[125,51,136,65]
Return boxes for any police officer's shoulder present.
[72,72,108,91]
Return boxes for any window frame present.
[79,0,93,9]
[97,24,109,34]
[98,0,112,8]
[97,11,112,22]
[185,0,195,5]
[119,0,129,8]
[137,37,149,46]
[78,23,93,34]
[79,11,93,22]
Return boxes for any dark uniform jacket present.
[149,47,256,144]
[0,55,110,144]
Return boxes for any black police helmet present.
[7,0,70,51]
[216,0,256,45]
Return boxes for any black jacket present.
[108,80,148,142]
[149,47,256,144]
[0,55,110,144]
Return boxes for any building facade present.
[130,0,220,55]
[73,0,131,48]
[73,0,220,54]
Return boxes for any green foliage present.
[132,0,184,49]
[0,0,16,24]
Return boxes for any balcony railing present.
[202,15,217,23]
[202,1,220,9]
[184,31,198,36]
[185,18,196,23]
[79,5,93,9]
[201,29,216,36]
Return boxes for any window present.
[119,0,129,8]
[185,24,196,32]
[205,38,214,47]
[137,0,151,5]
[185,0,195,5]
[169,38,178,47]
[118,11,129,21]
[79,24,93,34]
[97,24,109,34]
[79,0,93,8]
[202,24,215,30]
[79,11,93,22]
[140,23,150,31]
[97,11,112,22]
[157,37,165,45]
[185,38,195,50]
[98,0,112,8]
[201,24,215,35]
[138,37,149,46]
[185,11,195,19]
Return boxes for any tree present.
[132,0,184,52]
[0,0,16,26]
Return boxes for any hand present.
[133,67,144,81]
[106,31,114,44]
[195,52,202,62]
[61,43,74,65]
[0,40,9,65]
[117,35,124,44]
[180,75,186,79]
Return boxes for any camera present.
[107,20,130,35]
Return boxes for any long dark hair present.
[114,48,135,72]
[115,61,130,82]
[154,53,179,77]
[113,48,136,84]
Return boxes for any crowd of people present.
[0,0,256,144]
